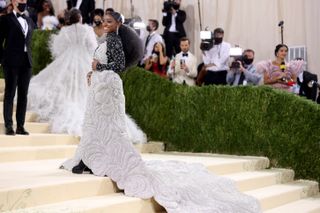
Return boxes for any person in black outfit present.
[0,0,35,135]
[162,0,186,59]
[67,0,95,24]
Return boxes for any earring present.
[116,26,119,35]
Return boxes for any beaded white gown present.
[62,41,261,213]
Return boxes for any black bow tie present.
[182,53,188,57]
[17,13,26,19]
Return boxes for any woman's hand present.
[92,59,99,71]
[87,71,93,86]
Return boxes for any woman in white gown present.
[28,9,146,143]
[62,12,261,213]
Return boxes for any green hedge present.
[122,68,320,184]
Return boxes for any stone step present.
[0,112,38,122]
[264,196,320,213]
[0,159,318,212]
[0,143,164,163]
[6,194,164,213]
[245,181,319,211]
[0,122,50,134]
[223,169,294,191]
[0,134,79,147]
[0,145,76,162]
[0,155,271,211]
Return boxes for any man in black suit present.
[0,0,34,135]
[67,0,95,24]
[162,0,186,58]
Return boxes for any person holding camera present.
[167,37,197,86]
[162,0,186,59]
[201,28,230,85]
[227,49,262,86]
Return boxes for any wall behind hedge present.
[122,68,320,184]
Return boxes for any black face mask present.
[243,58,254,65]
[94,20,102,26]
[173,4,180,10]
[146,26,152,32]
[214,37,223,44]
[17,3,27,13]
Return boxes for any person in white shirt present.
[141,19,163,66]
[202,28,230,85]
[168,37,197,86]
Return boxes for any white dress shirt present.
[76,0,83,9]
[142,32,164,63]
[168,51,197,86]
[169,13,177,32]
[202,41,231,71]
[13,10,28,51]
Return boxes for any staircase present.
[0,79,319,213]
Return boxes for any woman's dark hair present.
[274,44,288,56]
[118,24,144,68]
[151,42,167,71]
[107,11,123,23]
[37,0,55,16]
[68,8,82,25]
[105,8,115,14]
[93,8,104,18]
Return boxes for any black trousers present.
[164,32,181,59]
[3,53,32,128]
[204,70,228,85]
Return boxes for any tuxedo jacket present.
[168,51,197,86]
[162,10,186,38]
[0,13,34,68]
[72,0,95,24]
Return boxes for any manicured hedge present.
[122,68,320,184]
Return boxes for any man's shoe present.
[5,127,15,136]
[16,127,29,135]
[72,160,92,174]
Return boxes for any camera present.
[230,56,244,69]
[200,30,214,51]
[163,0,178,13]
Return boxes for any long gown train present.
[62,71,261,213]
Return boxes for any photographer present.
[162,0,186,58]
[227,49,262,86]
[201,28,230,85]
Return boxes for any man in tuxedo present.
[0,0,34,135]
[67,0,95,24]
[167,37,197,86]
[162,0,186,58]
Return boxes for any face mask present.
[173,4,180,10]
[17,3,27,12]
[214,37,223,44]
[94,20,102,26]
[243,58,254,65]
[146,26,152,32]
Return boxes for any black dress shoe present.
[15,127,29,135]
[72,160,92,174]
[5,127,15,136]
